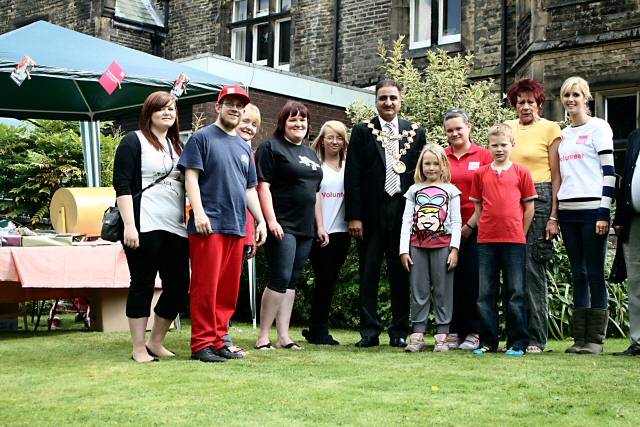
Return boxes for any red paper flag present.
[99,61,126,95]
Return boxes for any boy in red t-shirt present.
[469,124,537,356]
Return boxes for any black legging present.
[308,232,351,336]
[124,230,190,319]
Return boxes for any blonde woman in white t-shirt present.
[302,120,351,345]
[557,76,615,355]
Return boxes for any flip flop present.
[254,342,273,350]
[279,341,302,350]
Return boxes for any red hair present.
[273,100,310,140]
[507,78,545,109]
[139,91,182,155]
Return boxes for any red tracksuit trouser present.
[189,233,244,352]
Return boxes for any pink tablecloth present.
[0,244,153,303]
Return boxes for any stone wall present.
[0,0,160,55]
[291,0,335,81]
[336,0,392,86]
[0,0,96,35]
[163,0,226,60]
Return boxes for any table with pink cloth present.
[0,243,160,331]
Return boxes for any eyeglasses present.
[324,136,345,142]
[443,108,469,122]
[221,101,246,110]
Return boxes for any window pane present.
[255,0,269,16]
[232,28,246,61]
[607,95,638,140]
[442,0,461,36]
[256,24,269,62]
[278,20,291,65]
[233,0,247,22]
[280,0,291,12]
[413,0,430,43]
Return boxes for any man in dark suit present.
[612,128,640,356]
[344,79,427,347]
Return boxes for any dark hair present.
[507,78,545,109]
[375,79,402,96]
[273,100,310,140]
[139,91,182,155]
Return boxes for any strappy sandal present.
[526,345,543,353]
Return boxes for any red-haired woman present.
[506,79,562,353]
[113,91,189,363]
[254,101,323,350]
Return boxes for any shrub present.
[0,120,120,224]
[346,37,515,147]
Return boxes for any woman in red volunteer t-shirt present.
[442,109,493,351]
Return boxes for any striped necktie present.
[383,122,401,196]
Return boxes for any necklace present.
[368,122,419,174]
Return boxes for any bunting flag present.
[99,61,126,95]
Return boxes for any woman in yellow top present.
[506,78,562,353]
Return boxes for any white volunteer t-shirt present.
[558,117,612,202]
[138,131,187,237]
[319,164,348,234]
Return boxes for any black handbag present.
[101,140,175,242]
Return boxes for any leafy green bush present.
[0,120,121,224]
[346,37,515,147]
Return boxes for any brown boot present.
[579,308,608,354]
[565,308,587,353]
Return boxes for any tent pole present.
[80,121,101,187]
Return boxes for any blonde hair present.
[487,123,515,144]
[312,120,349,167]
[414,144,451,183]
[560,76,592,116]
[241,103,262,129]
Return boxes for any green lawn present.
[1,320,639,426]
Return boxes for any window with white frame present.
[231,27,246,61]
[410,0,431,49]
[274,18,291,70]
[252,23,270,65]
[254,0,269,17]
[229,1,292,69]
[232,0,247,22]
[438,0,461,44]
[409,0,462,49]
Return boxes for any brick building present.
[2,1,639,145]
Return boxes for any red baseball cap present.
[217,84,250,105]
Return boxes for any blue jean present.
[265,233,313,293]
[477,243,529,352]
[559,221,608,309]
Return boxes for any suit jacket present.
[613,128,640,243]
[344,116,427,226]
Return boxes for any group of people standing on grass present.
[113,74,640,363]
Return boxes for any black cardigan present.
[613,128,640,243]
[113,131,144,230]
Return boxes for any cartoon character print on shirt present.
[412,186,449,243]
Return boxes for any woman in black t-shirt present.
[254,101,323,351]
